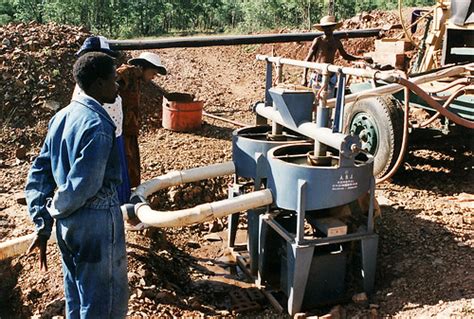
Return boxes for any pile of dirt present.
[342,10,400,30]
[0,22,91,127]
[0,22,91,165]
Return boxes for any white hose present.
[130,161,273,228]
[132,161,235,201]
[135,189,273,228]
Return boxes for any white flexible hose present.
[135,189,273,228]
[132,161,235,202]
[129,161,272,228]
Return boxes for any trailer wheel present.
[343,96,403,178]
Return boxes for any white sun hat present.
[128,52,167,75]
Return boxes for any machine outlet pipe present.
[255,103,358,153]
[134,189,273,228]
[109,29,381,50]
[0,163,236,260]
[132,161,235,202]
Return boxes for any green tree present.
[12,0,44,23]
[0,0,15,24]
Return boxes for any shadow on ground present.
[0,259,30,318]
[373,204,472,316]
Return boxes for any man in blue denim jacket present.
[25,52,128,318]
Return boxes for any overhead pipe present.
[256,54,390,78]
[108,29,381,50]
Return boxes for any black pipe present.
[108,28,381,50]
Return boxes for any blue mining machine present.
[228,56,379,315]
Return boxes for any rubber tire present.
[343,96,404,178]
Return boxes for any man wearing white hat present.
[118,52,167,188]
[302,15,373,97]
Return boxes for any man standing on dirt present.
[117,52,167,189]
[25,52,128,318]
[72,36,132,205]
[301,15,372,97]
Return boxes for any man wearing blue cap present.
[73,36,131,205]
[26,52,128,318]
[76,35,120,58]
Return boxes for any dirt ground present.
[1,18,474,318]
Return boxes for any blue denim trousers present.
[116,135,131,205]
[56,204,128,319]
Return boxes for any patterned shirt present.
[117,64,143,136]
[72,84,123,137]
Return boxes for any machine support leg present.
[296,179,307,244]
[227,178,242,248]
[361,235,378,293]
[228,213,240,248]
[248,209,263,275]
[367,177,376,233]
[287,243,315,316]
[248,153,265,274]
[257,214,269,287]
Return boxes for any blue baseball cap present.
[76,36,119,58]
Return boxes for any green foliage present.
[12,0,44,23]
[1,0,436,35]
[0,0,14,23]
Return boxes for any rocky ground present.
[1,11,473,318]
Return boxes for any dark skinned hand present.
[26,235,48,272]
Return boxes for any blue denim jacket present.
[25,95,122,238]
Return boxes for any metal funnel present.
[269,87,314,129]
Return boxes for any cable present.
[413,86,470,128]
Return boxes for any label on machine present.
[332,170,358,191]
